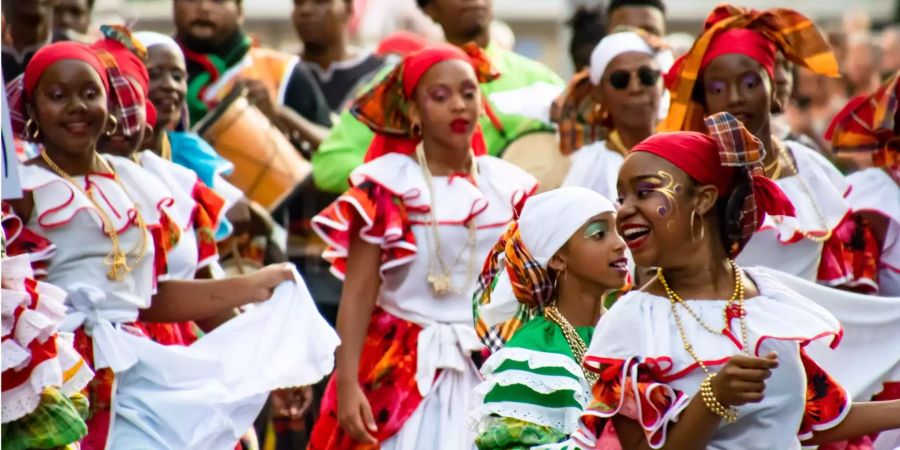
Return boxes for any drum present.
[193,87,311,211]
[501,131,570,193]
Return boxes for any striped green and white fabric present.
[471,315,594,450]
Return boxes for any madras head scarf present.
[826,70,899,170]
[473,187,617,352]
[91,25,158,134]
[6,41,110,141]
[551,29,670,155]
[661,4,839,133]
[632,112,796,256]
[350,42,501,162]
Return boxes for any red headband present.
[701,28,777,79]
[631,112,795,255]
[24,41,110,98]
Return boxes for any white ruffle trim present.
[472,402,586,435]
[1,356,64,423]
[480,347,586,380]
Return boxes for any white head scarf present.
[133,31,184,62]
[587,30,674,120]
[478,187,617,329]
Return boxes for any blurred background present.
[91,0,900,78]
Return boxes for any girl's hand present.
[336,380,378,444]
[711,352,779,407]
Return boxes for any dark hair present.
[607,0,666,16]
[568,5,606,70]
[87,0,96,9]
[717,168,754,256]
[416,0,431,9]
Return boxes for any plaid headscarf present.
[91,25,157,136]
[6,41,110,141]
[551,29,668,155]
[351,42,501,162]
[473,187,617,352]
[661,4,839,133]
[826,70,899,170]
[632,112,796,256]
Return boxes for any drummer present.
[173,0,331,150]
[312,0,565,194]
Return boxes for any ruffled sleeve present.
[190,181,225,268]
[1,203,55,279]
[573,356,690,449]
[311,181,416,279]
[797,347,851,441]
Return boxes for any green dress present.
[311,44,565,193]
[472,315,594,450]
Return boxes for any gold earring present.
[410,121,422,137]
[25,118,40,139]
[690,209,706,243]
[105,115,119,136]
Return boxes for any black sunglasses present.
[606,66,661,90]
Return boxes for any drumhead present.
[501,131,570,192]
[192,85,248,136]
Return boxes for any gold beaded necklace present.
[772,138,832,243]
[40,151,149,281]
[656,259,749,423]
[415,146,479,296]
[544,305,599,386]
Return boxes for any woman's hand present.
[243,263,294,303]
[712,352,779,407]
[336,379,378,444]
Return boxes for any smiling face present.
[701,53,774,139]
[174,0,243,49]
[97,77,148,158]
[146,45,187,129]
[408,59,482,152]
[596,51,662,132]
[29,59,108,158]
[616,151,715,268]
[552,211,629,290]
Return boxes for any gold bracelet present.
[700,373,738,423]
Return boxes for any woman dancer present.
[308,43,538,449]
[662,5,868,290]
[826,71,900,296]
[570,112,900,450]
[553,29,668,200]
[470,187,627,449]
[3,41,338,449]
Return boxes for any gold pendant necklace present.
[416,146,479,296]
[40,151,149,281]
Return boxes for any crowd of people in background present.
[1,0,900,449]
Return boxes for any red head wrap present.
[8,41,110,140]
[91,25,157,132]
[632,112,795,256]
[351,43,501,162]
[700,28,777,79]
[826,71,899,169]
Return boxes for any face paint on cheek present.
[641,171,684,231]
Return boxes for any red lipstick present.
[450,119,470,134]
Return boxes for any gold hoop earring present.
[105,115,119,136]
[25,118,40,139]
[690,209,706,243]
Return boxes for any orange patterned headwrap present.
[826,71,899,170]
[661,4,839,133]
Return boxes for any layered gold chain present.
[657,259,749,423]
[772,138,832,243]
[41,151,149,281]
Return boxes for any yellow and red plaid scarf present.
[661,4,839,133]
[827,71,899,170]
[473,222,557,352]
